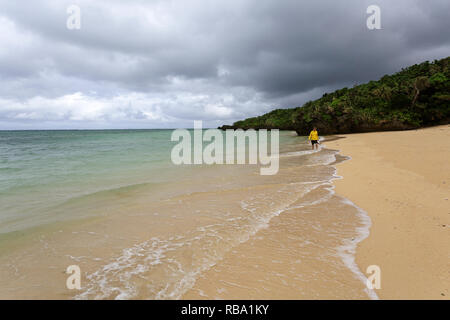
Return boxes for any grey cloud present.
[0,0,449,129]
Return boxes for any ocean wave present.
[72,144,376,300]
[75,181,330,300]
[335,197,379,300]
[327,149,379,300]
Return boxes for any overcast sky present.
[0,0,449,129]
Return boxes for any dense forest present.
[219,57,450,135]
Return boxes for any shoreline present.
[1,128,448,299]
[6,132,373,299]
[325,125,449,299]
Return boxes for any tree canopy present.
[219,57,450,135]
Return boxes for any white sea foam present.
[280,149,317,157]
[76,180,329,300]
[335,197,379,300]
[327,148,379,300]
[76,145,376,300]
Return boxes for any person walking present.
[308,127,320,150]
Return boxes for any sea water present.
[0,130,376,299]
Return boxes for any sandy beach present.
[326,125,450,299]
[1,127,448,300]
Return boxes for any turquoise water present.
[0,129,297,234]
[0,130,179,233]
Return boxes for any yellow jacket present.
[308,130,319,141]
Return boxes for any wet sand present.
[326,125,450,299]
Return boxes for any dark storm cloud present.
[0,0,449,129]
